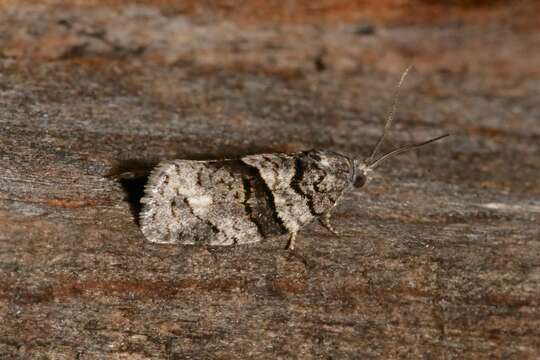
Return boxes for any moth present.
[139,68,448,249]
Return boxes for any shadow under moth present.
[139,68,449,249]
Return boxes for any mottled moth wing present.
[293,150,354,215]
[140,150,354,246]
[140,159,279,245]
[241,153,315,235]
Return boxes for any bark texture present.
[0,1,539,359]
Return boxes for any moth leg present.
[286,232,297,250]
[320,212,340,237]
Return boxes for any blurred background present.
[1,1,539,359]
[1,0,538,167]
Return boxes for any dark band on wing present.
[290,155,320,217]
[223,160,287,238]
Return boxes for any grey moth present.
[139,69,448,249]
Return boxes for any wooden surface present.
[1,1,539,358]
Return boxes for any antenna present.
[364,65,413,165]
[367,134,449,169]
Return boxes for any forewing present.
[296,150,353,215]
[242,153,314,234]
[140,160,263,245]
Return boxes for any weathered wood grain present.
[0,1,539,359]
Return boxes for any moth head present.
[352,162,371,188]
[355,65,449,186]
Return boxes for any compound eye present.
[354,173,367,188]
